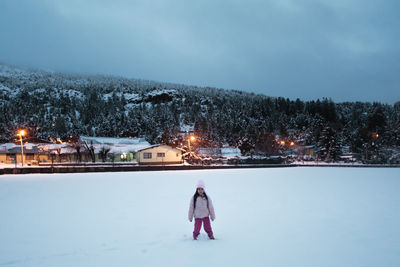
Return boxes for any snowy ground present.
[0,168,399,267]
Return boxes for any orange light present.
[190,136,196,141]
[18,130,26,136]
[290,141,295,146]
[372,133,379,139]
[280,141,285,145]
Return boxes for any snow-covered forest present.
[1,63,399,163]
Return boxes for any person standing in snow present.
[188,180,216,240]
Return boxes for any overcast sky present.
[0,0,399,103]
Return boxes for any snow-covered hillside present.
[1,62,400,164]
[1,167,399,267]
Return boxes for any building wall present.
[0,154,7,164]
[1,153,50,165]
[137,145,182,164]
[37,154,50,163]
[17,154,43,165]
[15,154,24,164]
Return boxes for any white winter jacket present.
[188,195,216,221]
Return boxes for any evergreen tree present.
[317,126,341,162]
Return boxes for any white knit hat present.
[196,180,205,189]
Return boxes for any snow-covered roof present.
[0,140,153,155]
[92,143,152,154]
[80,136,149,145]
[221,147,241,158]
[136,144,180,153]
[0,143,17,151]
[0,143,50,153]
[40,144,76,154]
[340,155,356,159]
[79,137,152,153]
[197,147,242,158]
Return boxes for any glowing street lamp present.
[290,141,295,146]
[17,130,25,166]
[188,135,196,154]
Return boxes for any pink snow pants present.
[193,217,213,238]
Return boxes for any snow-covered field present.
[1,168,399,267]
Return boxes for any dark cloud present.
[0,0,399,103]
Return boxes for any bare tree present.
[99,146,111,162]
[68,135,83,163]
[83,140,96,163]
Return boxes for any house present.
[302,145,317,159]
[339,154,357,163]
[338,146,357,163]
[0,144,8,164]
[3,144,49,165]
[0,137,153,165]
[136,145,183,165]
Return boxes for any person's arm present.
[188,197,194,222]
[208,197,216,221]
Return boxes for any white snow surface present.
[0,167,399,267]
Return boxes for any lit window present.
[143,152,152,159]
[157,153,165,157]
